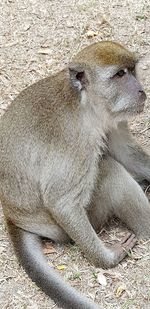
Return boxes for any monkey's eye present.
[115,69,126,77]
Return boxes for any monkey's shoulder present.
[0,69,80,137]
[3,69,77,119]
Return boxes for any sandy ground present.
[0,0,150,308]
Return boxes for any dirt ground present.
[0,0,150,308]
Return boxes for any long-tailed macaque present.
[0,41,150,309]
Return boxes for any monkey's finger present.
[121,232,136,245]
[122,234,137,252]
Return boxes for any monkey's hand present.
[109,232,137,265]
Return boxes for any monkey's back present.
[0,69,95,222]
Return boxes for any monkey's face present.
[93,65,147,118]
[70,41,147,120]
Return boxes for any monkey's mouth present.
[117,103,145,118]
[136,102,145,114]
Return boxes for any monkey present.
[0,41,150,309]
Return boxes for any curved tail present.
[6,220,100,309]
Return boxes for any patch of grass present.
[68,272,82,281]
[136,15,147,20]
[122,298,136,309]
[147,289,150,299]
[77,0,96,12]
[92,271,98,280]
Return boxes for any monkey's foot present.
[112,232,137,264]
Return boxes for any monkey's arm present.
[108,121,150,184]
[44,196,136,268]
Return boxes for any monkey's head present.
[69,41,146,120]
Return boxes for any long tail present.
[6,220,100,309]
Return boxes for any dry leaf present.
[103,270,122,280]
[38,48,52,55]
[43,243,56,254]
[97,273,107,286]
[115,284,126,298]
[57,265,67,270]
[86,30,98,38]
[23,22,31,31]
[0,247,5,254]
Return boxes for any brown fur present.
[73,41,136,67]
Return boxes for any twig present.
[139,127,150,134]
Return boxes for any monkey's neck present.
[81,108,108,156]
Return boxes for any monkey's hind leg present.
[96,157,150,239]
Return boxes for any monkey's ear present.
[69,64,88,91]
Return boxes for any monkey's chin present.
[125,103,145,117]
[134,104,145,115]
[139,104,145,113]
[112,102,144,119]
[115,105,144,121]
